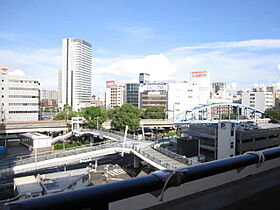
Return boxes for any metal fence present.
[0,142,121,171]
[153,146,200,166]
[132,145,177,169]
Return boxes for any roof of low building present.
[14,176,43,195]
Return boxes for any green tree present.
[142,106,166,119]
[111,104,141,132]
[230,113,237,119]
[44,107,50,112]
[80,106,108,128]
[53,105,78,120]
[221,113,228,119]
[265,109,280,120]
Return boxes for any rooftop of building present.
[13,176,43,196]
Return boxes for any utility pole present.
[122,125,128,157]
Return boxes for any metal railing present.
[132,145,178,169]
[0,142,121,171]
[153,146,200,166]
[5,146,280,210]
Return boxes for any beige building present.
[105,80,124,109]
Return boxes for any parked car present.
[269,119,280,124]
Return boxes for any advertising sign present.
[191,71,208,78]
[142,83,167,91]
[106,80,116,88]
[0,67,8,71]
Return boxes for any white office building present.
[241,88,273,112]
[60,38,92,111]
[105,80,124,109]
[167,81,200,119]
[0,69,40,122]
[190,71,211,105]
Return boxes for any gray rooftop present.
[14,176,43,195]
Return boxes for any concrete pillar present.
[133,155,140,168]
[95,159,98,171]
[90,135,94,143]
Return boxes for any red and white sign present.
[1,67,8,71]
[106,80,116,88]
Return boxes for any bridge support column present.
[90,135,94,143]
[133,156,140,168]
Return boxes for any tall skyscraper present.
[60,38,92,111]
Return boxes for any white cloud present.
[95,53,176,80]
[8,69,25,76]
[1,39,280,96]
[0,48,61,89]
[173,39,280,52]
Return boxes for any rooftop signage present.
[191,71,208,78]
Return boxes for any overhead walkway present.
[135,147,188,169]
[73,129,135,142]
[51,132,72,144]
[0,140,194,177]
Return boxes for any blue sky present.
[1,0,280,95]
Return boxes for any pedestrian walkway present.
[143,147,188,169]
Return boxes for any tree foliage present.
[142,106,166,119]
[265,109,280,120]
[80,106,108,128]
[110,104,141,132]
[53,110,78,120]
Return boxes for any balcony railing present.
[5,146,280,210]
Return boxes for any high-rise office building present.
[60,38,92,111]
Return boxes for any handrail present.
[153,146,200,166]
[0,142,120,170]
[132,145,178,169]
[5,146,280,210]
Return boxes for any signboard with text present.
[191,71,208,78]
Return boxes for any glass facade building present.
[125,83,139,107]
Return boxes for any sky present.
[1,0,280,96]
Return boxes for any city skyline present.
[1,0,280,96]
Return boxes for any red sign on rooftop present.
[1,67,8,71]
